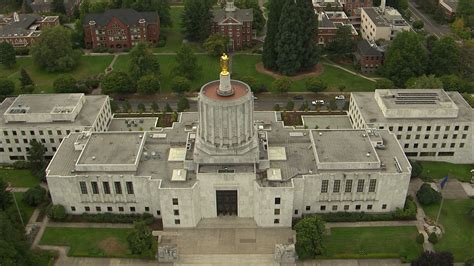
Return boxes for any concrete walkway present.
[10,187,29,192]
[408,178,434,252]
[48,222,134,228]
[326,220,418,229]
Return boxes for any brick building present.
[354,40,384,73]
[83,9,160,51]
[26,0,82,16]
[0,13,59,47]
[316,11,358,46]
[312,0,343,12]
[211,0,253,51]
[340,0,374,29]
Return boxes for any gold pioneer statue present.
[220,53,229,75]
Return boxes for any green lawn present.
[0,55,113,94]
[14,192,35,223]
[424,199,474,262]
[324,226,423,262]
[419,161,473,182]
[40,227,155,259]
[0,169,39,187]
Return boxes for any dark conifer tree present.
[297,0,318,71]
[275,0,302,75]
[262,0,285,70]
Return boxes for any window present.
[432,143,437,148]
[434,134,439,139]
[424,135,429,140]
[417,126,422,131]
[274,219,280,224]
[107,206,113,212]
[357,179,365,192]
[274,209,280,215]
[460,143,465,148]
[367,204,373,210]
[382,204,387,209]
[130,207,135,212]
[415,135,420,140]
[126,182,134,194]
[119,207,124,212]
[407,126,412,131]
[156,210,161,216]
[404,143,409,149]
[406,135,411,140]
[96,206,101,212]
[369,179,377,192]
[294,210,298,215]
[462,134,467,139]
[320,205,326,211]
[333,180,341,192]
[174,210,179,215]
[85,206,90,211]
[344,205,349,210]
[464,125,469,131]
[345,180,352,193]
[441,143,446,148]
[388,126,393,131]
[423,143,428,148]
[103,182,110,194]
[453,134,458,139]
[79,181,87,194]
[414,143,419,148]
[91,182,99,194]
[355,205,361,210]
[30,130,35,135]
[114,182,122,194]
[426,126,431,131]
[175,219,180,225]
[274,197,281,205]
[332,205,338,211]
[445,126,450,131]
[450,143,455,148]
[454,125,459,131]
[321,180,328,193]
[145,207,150,212]
[306,206,311,211]
[397,135,401,140]
[71,206,76,211]
[398,126,403,131]
[48,130,53,135]
[172,198,179,205]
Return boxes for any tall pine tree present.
[297,0,318,71]
[262,0,285,70]
[181,0,213,42]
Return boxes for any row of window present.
[406,151,455,157]
[396,133,468,141]
[73,205,158,214]
[404,142,465,149]
[0,145,57,153]
[79,181,134,195]
[321,179,377,193]
[388,125,468,133]
[3,129,80,137]
[301,203,386,213]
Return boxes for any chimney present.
[13,12,19,22]
[225,0,236,12]
[380,0,386,13]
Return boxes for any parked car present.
[335,95,345,100]
[293,95,304,100]
[311,100,325,105]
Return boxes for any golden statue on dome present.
[220,53,229,75]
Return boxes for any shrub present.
[428,232,438,244]
[416,183,442,206]
[409,159,423,178]
[295,216,326,259]
[271,77,292,93]
[15,47,30,55]
[13,160,29,169]
[48,204,67,221]
[177,97,190,112]
[23,186,47,207]
[416,233,425,244]
[465,257,474,266]
[240,75,265,93]
[394,195,417,220]
[53,75,80,93]
[412,251,453,266]
[79,212,154,224]
[305,77,327,93]
[170,76,191,94]
[84,78,100,89]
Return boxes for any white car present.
[335,95,345,100]
[311,100,325,105]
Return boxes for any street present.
[407,0,452,38]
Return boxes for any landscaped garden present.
[0,169,39,187]
[423,199,474,262]
[0,55,113,94]
[40,227,156,259]
[323,226,423,261]
[418,161,473,182]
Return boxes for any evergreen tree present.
[297,0,318,70]
[129,43,160,82]
[181,0,213,42]
[406,75,443,89]
[0,42,16,69]
[51,0,66,14]
[174,44,200,80]
[275,0,302,75]
[262,0,285,70]
[235,0,265,33]
[19,68,33,88]
[0,179,13,211]
[155,0,172,27]
[327,26,356,56]
[27,139,47,181]
[429,37,459,76]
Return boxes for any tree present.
[413,20,424,30]
[127,220,154,255]
[273,104,281,111]
[170,76,191,94]
[286,100,294,111]
[305,77,327,93]
[181,0,213,42]
[48,204,66,221]
[235,0,265,33]
[271,77,292,93]
[155,0,172,27]
[329,98,337,111]
[381,31,428,87]
[177,97,190,112]
[440,75,462,91]
[296,0,319,70]
[51,0,66,13]
[0,79,15,97]
[175,44,200,80]
[19,85,35,94]
[27,139,47,181]
[294,216,326,259]
[240,75,265,93]
[459,41,474,81]
[0,42,16,68]
[129,43,160,81]
[101,71,134,94]
[137,75,160,94]
[164,103,173,113]
[457,0,474,29]
[23,186,47,207]
[406,75,443,89]
[137,103,146,113]
[19,68,33,89]
[31,26,81,72]
[204,34,229,56]
[375,79,395,89]
[429,37,459,76]
[327,26,356,56]
[151,101,159,112]
[409,159,423,178]
[275,0,302,75]
[428,232,438,244]
[0,179,13,211]
[262,0,285,70]
[53,75,81,93]
[411,251,454,266]
[416,183,442,206]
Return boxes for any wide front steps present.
[174,254,280,265]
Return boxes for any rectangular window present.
[173,198,179,205]
[426,126,431,131]
[130,207,135,212]
[156,210,161,216]
[441,143,446,148]
[415,135,420,140]
[333,180,341,193]
[71,206,76,211]
[119,207,124,212]
[464,125,469,131]
[434,134,439,139]
[450,143,455,148]
[274,209,280,215]
[452,134,457,139]
[404,143,409,149]
[332,205,338,211]
[294,210,298,215]
[344,205,349,211]
[355,205,361,210]
[417,126,422,131]
[275,197,281,205]
[367,204,373,210]
[96,206,101,212]
[414,143,419,148]
[175,219,180,225]
[357,179,365,192]
[274,219,280,224]
[321,180,328,193]
[345,180,352,193]
[145,207,150,212]
[407,126,412,131]
[424,135,429,139]
[126,182,134,194]
[114,182,122,194]
[320,205,326,211]
[107,206,113,212]
[91,182,99,194]
[398,126,403,131]
[79,181,87,194]
[103,182,110,194]
[445,126,450,131]
[306,206,311,211]
[432,143,437,148]
[382,204,387,209]
[369,179,377,192]
[174,209,179,215]
[454,125,459,131]
[85,206,90,211]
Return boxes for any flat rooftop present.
[6,93,83,114]
[108,117,158,131]
[363,7,408,27]
[77,132,144,165]
[302,115,352,129]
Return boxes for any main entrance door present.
[216,190,238,216]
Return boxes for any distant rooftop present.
[83,9,159,26]
[363,6,408,27]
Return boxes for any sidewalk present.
[48,222,134,228]
[326,220,418,229]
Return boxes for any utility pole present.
[7,185,25,227]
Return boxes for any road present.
[407,0,452,38]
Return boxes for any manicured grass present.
[40,227,155,259]
[0,55,113,94]
[419,161,473,182]
[0,169,39,187]
[13,192,35,223]
[424,199,474,262]
[324,226,423,262]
